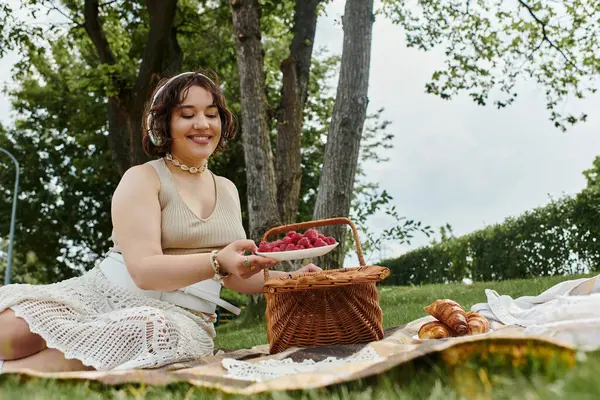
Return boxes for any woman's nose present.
[193,115,210,129]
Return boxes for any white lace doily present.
[222,346,383,381]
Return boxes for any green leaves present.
[0,1,333,281]
[379,191,600,286]
[0,0,426,283]
[582,155,600,193]
[380,0,600,131]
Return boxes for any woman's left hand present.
[295,263,322,274]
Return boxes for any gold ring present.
[243,257,251,268]
[250,265,256,271]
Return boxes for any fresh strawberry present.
[297,237,311,247]
[304,229,319,241]
[258,242,271,252]
[313,239,327,247]
[291,233,303,243]
[263,227,336,252]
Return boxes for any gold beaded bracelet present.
[210,250,229,284]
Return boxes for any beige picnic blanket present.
[1,318,578,395]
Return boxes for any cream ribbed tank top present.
[111,158,247,255]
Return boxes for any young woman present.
[0,71,321,373]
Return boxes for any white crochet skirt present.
[0,266,216,371]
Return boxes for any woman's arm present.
[224,264,323,294]
[223,270,286,294]
[111,165,277,291]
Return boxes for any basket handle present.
[261,217,365,281]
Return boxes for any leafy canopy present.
[380,0,600,131]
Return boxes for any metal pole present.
[0,148,19,286]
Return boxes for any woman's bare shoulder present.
[214,174,238,192]
[114,163,161,198]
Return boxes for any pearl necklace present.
[165,153,208,174]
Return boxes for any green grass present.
[378,274,592,329]
[2,273,599,399]
[215,274,591,350]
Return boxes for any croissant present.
[424,299,469,335]
[418,321,454,339]
[465,311,490,334]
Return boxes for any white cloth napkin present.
[471,274,600,350]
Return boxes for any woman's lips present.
[188,135,212,145]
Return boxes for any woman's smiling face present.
[169,85,222,165]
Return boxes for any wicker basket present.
[262,217,390,354]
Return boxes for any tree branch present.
[83,0,116,64]
[43,1,83,28]
[133,0,180,99]
[527,37,545,60]
[99,0,118,7]
[518,0,581,71]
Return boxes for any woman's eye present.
[207,114,218,118]
[182,115,194,119]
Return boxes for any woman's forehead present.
[178,85,215,107]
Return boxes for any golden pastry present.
[424,299,469,335]
[465,311,490,334]
[418,321,453,339]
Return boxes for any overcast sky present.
[1,0,600,264]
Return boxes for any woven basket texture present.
[262,217,390,354]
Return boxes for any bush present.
[379,191,600,285]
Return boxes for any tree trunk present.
[230,0,280,241]
[84,0,129,175]
[84,0,182,174]
[230,0,322,317]
[312,0,374,269]
[129,0,181,166]
[275,0,321,224]
[106,98,132,176]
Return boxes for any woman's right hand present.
[216,240,279,279]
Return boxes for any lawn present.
[1,274,599,399]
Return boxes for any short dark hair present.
[142,70,237,157]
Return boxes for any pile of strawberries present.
[258,228,337,253]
